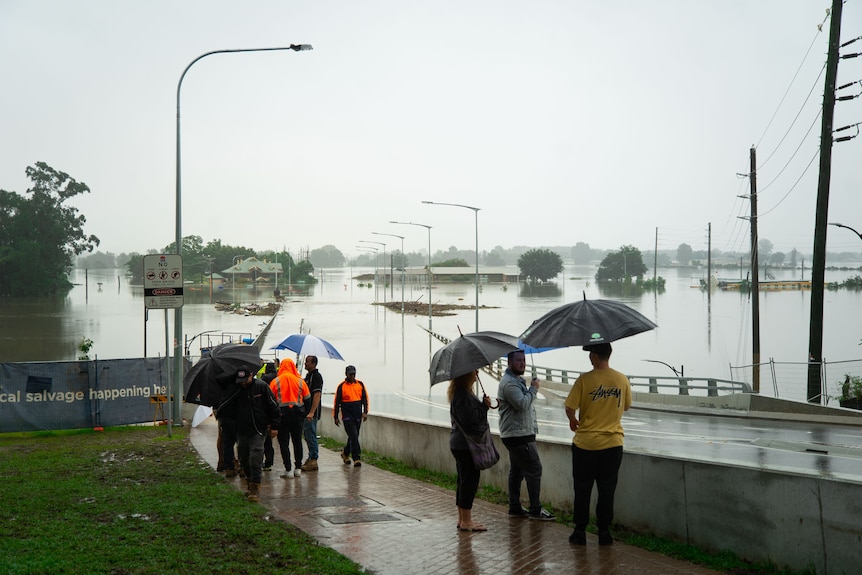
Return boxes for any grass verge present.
[0,427,363,575]
[320,437,811,575]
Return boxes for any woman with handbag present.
[449,369,494,532]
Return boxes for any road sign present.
[143,254,184,309]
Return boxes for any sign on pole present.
[143,254,184,309]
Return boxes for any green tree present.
[309,244,345,268]
[0,162,100,296]
[571,242,593,264]
[517,249,563,283]
[435,258,469,267]
[595,245,648,283]
[677,243,693,265]
[291,260,316,284]
[125,253,145,284]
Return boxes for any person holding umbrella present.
[216,367,281,502]
[564,342,631,546]
[497,349,555,521]
[448,369,492,532]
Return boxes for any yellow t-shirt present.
[564,368,631,450]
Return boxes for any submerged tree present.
[518,248,563,283]
[0,162,100,296]
[595,245,648,283]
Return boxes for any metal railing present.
[485,359,752,396]
[729,358,862,404]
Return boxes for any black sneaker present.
[528,508,556,521]
[508,507,529,517]
[598,530,614,545]
[569,529,586,545]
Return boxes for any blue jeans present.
[303,417,319,460]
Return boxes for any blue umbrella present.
[270,333,345,360]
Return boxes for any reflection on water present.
[2,265,861,405]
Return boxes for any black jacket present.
[218,378,281,436]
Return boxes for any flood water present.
[1,265,861,404]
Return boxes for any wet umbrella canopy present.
[184,343,262,407]
[429,331,521,386]
[520,293,657,349]
[270,333,344,360]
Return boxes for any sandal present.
[458,523,487,532]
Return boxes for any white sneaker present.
[280,470,292,478]
[293,468,302,477]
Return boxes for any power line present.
[754,11,830,152]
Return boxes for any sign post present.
[143,254,184,434]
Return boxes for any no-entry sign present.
[143,254,184,309]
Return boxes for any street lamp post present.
[390,221,433,358]
[174,44,312,427]
[359,240,387,304]
[422,201,480,331]
[829,222,862,241]
[355,246,380,302]
[372,232,405,311]
[372,231,406,391]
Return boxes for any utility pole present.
[808,0,843,404]
[707,222,712,296]
[749,147,761,394]
[653,228,658,285]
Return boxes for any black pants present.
[219,418,237,471]
[342,418,363,461]
[277,408,305,470]
[571,444,623,530]
[451,448,481,509]
[505,440,543,514]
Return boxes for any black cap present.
[583,342,612,356]
[345,365,357,375]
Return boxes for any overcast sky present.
[2,1,860,261]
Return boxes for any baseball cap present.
[583,342,612,356]
[345,365,357,375]
[235,368,252,383]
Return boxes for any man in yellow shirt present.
[564,342,631,546]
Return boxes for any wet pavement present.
[190,417,722,575]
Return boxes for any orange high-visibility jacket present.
[270,358,310,409]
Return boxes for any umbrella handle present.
[476,376,499,410]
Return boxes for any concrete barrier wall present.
[319,406,860,575]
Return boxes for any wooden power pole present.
[808,0,844,404]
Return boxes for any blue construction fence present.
[0,357,192,433]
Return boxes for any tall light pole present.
[422,201,480,331]
[390,220,433,354]
[359,240,387,304]
[372,232,405,310]
[373,231,406,391]
[174,44,312,427]
[829,222,862,241]
[355,246,379,303]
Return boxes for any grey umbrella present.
[429,331,521,386]
[520,292,657,349]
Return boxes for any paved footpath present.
[190,418,722,575]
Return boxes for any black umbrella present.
[429,331,521,386]
[184,343,262,406]
[520,293,657,349]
